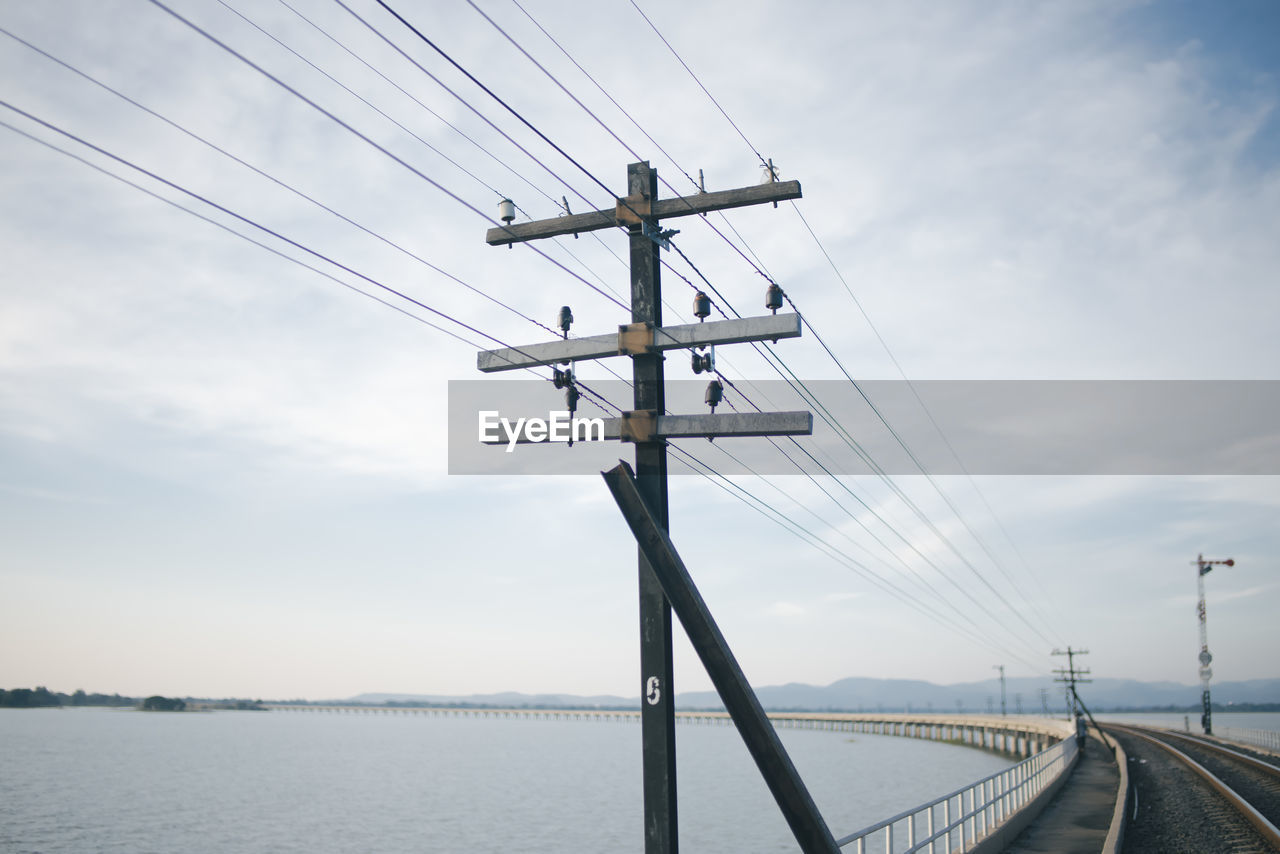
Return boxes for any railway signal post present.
[1193,554,1234,735]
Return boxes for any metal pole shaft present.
[603,461,840,853]
[629,161,678,853]
[1197,561,1212,735]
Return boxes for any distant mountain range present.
[346,676,1280,712]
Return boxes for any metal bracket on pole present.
[615,193,652,227]
[620,410,659,443]
[642,221,679,250]
[618,322,654,356]
[602,460,840,854]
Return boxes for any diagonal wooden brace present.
[601,461,840,854]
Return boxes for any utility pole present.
[1193,554,1234,735]
[477,162,819,853]
[993,664,1006,716]
[621,162,675,853]
[1052,647,1091,719]
[1040,687,1050,716]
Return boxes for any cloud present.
[1,0,1277,697]
[767,601,807,618]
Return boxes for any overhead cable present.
[144,0,627,312]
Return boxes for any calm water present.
[0,707,1017,853]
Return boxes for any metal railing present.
[835,735,1079,853]
[1218,726,1280,752]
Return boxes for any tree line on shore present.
[0,687,263,711]
[0,687,135,708]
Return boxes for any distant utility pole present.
[1040,687,1050,716]
[479,163,826,853]
[993,664,1006,716]
[1193,554,1234,735]
[1015,693,1023,715]
[1052,647,1091,719]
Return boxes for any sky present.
[1,0,1277,703]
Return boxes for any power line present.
[659,249,1052,657]
[693,419,988,640]
[1,105,629,422]
[0,117,481,351]
[366,0,681,259]
[315,0,634,308]
[789,200,1065,639]
[467,0,644,165]
[478,2,801,309]
[369,0,621,210]
[6,19,635,410]
[11,75,1034,664]
[667,444,1044,672]
[354,0,775,350]
[9,0,1059,688]
[628,0,767,170]
[670,226,1052,650]
[289,0,1051,661]
[144,0,628,312]
[781,290,1059,648]
[274,0,573,222]
[613,7,1060,651]
[508,0,701,193]
[213,0,508,202]
[0,25,563,341]
[1,98,541,355]
[687,357,1049,661]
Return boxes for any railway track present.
[1103,723,1280,853]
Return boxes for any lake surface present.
[1,707,1017,852]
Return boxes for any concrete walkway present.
[1002,732,1121,854]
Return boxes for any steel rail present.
[1104,723,1280,849]
[1152,727,1280,776]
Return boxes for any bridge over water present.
[267,705,1089,850]
[267,705,1280,851]
[266,705,1071,760]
